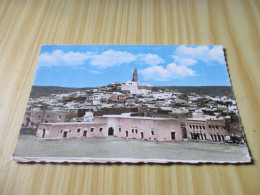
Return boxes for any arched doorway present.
[108,127,114,136]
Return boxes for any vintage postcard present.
[13,45,251,163]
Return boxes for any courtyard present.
[13,134,251,163]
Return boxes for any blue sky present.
[33,45,231,87]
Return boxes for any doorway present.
[171,132,175,140]
[63,131,68,138]
[83,130,87,137]
[42,129,46,138]
[126,131,128,137]
[108,127,114,136]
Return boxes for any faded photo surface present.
[13,45,251,163]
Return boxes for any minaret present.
[132,69,138,82]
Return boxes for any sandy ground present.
[13,134,251,163]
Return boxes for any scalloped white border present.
[12,154,252,164]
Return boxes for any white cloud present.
[140,63,195,81]
[38,50,93,67]
[140,66,170,81]
[138,53,164,65]
[90,51,164,68]
[167,63,195,76]
[72,66,86,70]
[172,56,197,66]
[175,45,225,65]
[177,45,209,55]
[88,70,103,74]
[209,46,226,63]
[90,50,137,68]
[38,49,164,69]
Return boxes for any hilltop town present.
[21,69,245,144]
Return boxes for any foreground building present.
[37,112,182,141]
[36,111,231,143]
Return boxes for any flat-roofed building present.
[94,114,182,141]
[186,117,228,142]
[37,113,182,142]
[37,121,106,139]
[30,110,76,125]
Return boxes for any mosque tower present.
[132,69,138,82]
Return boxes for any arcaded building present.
[37,113,182,142]
[186,113,229,142]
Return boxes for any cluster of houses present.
[22,70,244,143]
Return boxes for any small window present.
[99,127,103,132]
[189,125,192,129]
[192,125,195,129]
[77,128,81,133]
[119,127,121,132]
[151,131,154,135]
[199,126,202,129]
[131,128,134,133]
[90,128,94,132]
[59,115,62,119]
[69,130,71,133]
[216,126,219,129]
[209,125,212,129]
[135,129,137,134]
[196,125,198,129]
[203,126,205,130]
